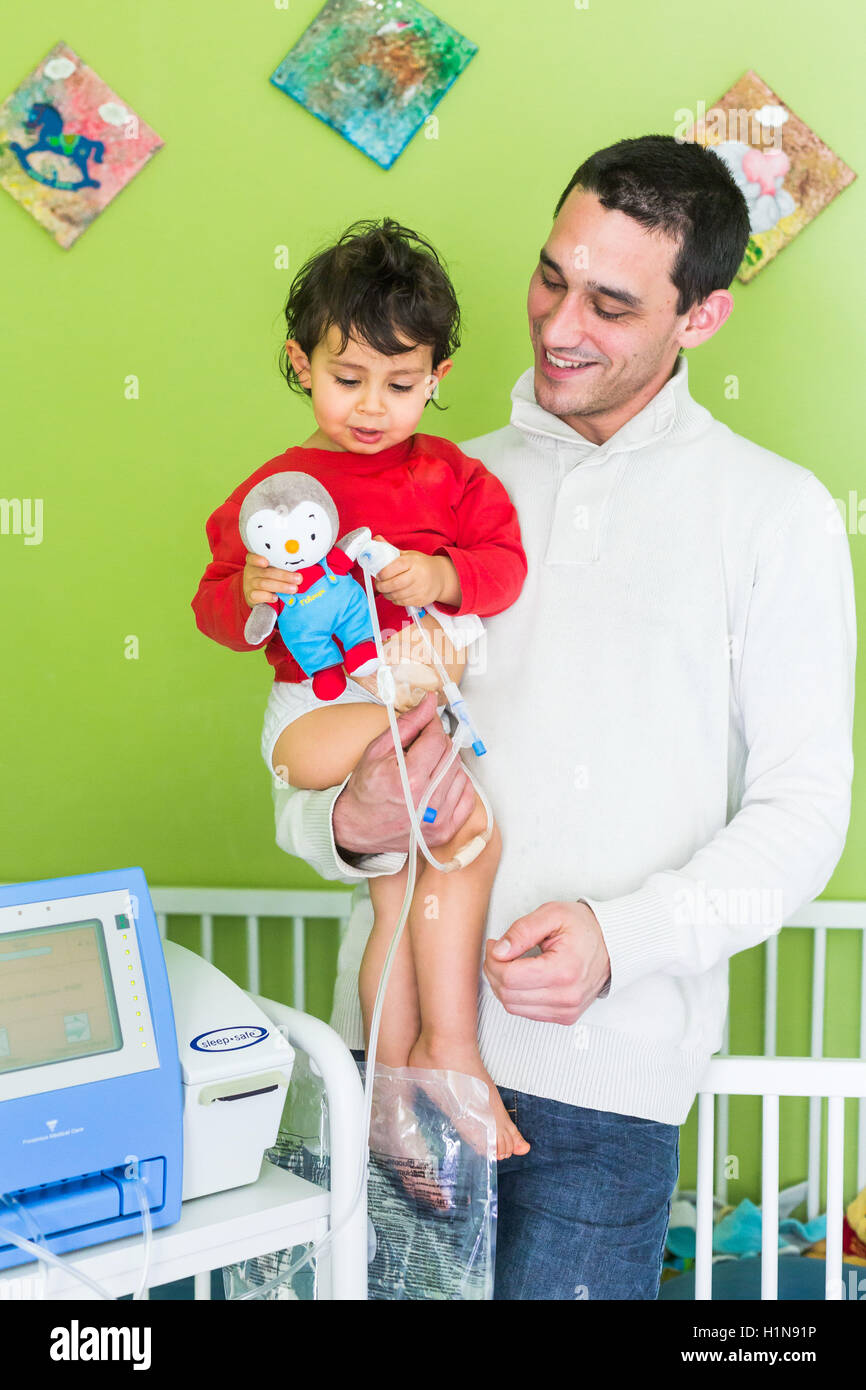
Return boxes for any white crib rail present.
[695,1056,866,1300]
[149,887,866,1302]
[149,885,354,1007]
[714,901,866,1209]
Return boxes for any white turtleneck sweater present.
[270,355,856,1125]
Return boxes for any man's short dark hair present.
[554,134,751,314]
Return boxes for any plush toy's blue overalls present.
[276,553,375,676]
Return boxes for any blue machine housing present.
[0,867,183,1271]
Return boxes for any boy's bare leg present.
[269,673,528,1167]
[360,863,457,1208]
[271,701,391,791]
[359,865,420,1065]
[272,702,450,1201]
[407,801,530,1161]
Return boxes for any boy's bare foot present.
[367,1073,453,1212]
[407,1036,531,1162]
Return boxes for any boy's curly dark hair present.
[278,217,461,412]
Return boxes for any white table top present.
[0,1161,329,1301]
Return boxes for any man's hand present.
[332,691,476,855]
[483,901,611,1025]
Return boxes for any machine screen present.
[0,919,123,1075]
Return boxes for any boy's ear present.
[285,337,312,387]
[422,379,437,405]
[424,358,453,402]
[433,358,453,385]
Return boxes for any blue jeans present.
[493,1085,679,1300]
[351,1051,679,1300]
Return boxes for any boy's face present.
[286,325,452,453]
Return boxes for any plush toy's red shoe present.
[343,639,379,677]
[312,664,347,700]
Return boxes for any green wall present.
[2,0,863,1199]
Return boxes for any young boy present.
[192,218,530,1158]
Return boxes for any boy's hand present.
[370,535,455,608]
[243,552,302,609]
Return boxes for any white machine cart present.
[0,997,368,1302]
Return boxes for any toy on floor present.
[805,1182,866,1266]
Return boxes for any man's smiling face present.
[527,188,693,444]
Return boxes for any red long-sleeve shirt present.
[191,432,528,684]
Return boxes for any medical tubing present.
[0,1189,48,1298]
[234,564,489,1298]
[408,609,487,756]
[0,1197,115,1299]
[232,805,423,1299]
[129,1172,153,1301]
[360,566,492,872]
[0,1224,115,1298]
[0,1175,154,1301]
[234,690,438,1297]
[355,562,488,1195]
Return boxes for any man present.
[268,135,856,1299]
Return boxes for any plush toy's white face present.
[245,500,334,571]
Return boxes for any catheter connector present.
[376,664,397,706]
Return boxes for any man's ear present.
[676,289,734,351]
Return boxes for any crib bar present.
[194,1270,211,1301]
[715,1094,729,1209]
[810,927,826,1059]
[703,1055,866,1096]
[760,1094,780,1300]
[716,1003,730,1205]
[695,1091,715,1300]
[785,901,866,929]
[807,928,827,1223]
[148,886,353,919]
[807,1096,822,1222]
[293,916,305,1012]
[156,913,166,940]
[825,1096,845,1300]
[764,934,778,1058]
[200,913,214,965]
[245,916,260,996]
[860,930,866,1191]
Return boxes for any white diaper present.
[261,606,484,776]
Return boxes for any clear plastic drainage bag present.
[222,1048,497,1301]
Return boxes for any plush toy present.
[239,472,393,701]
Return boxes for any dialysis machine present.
[0,867,294,1273]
